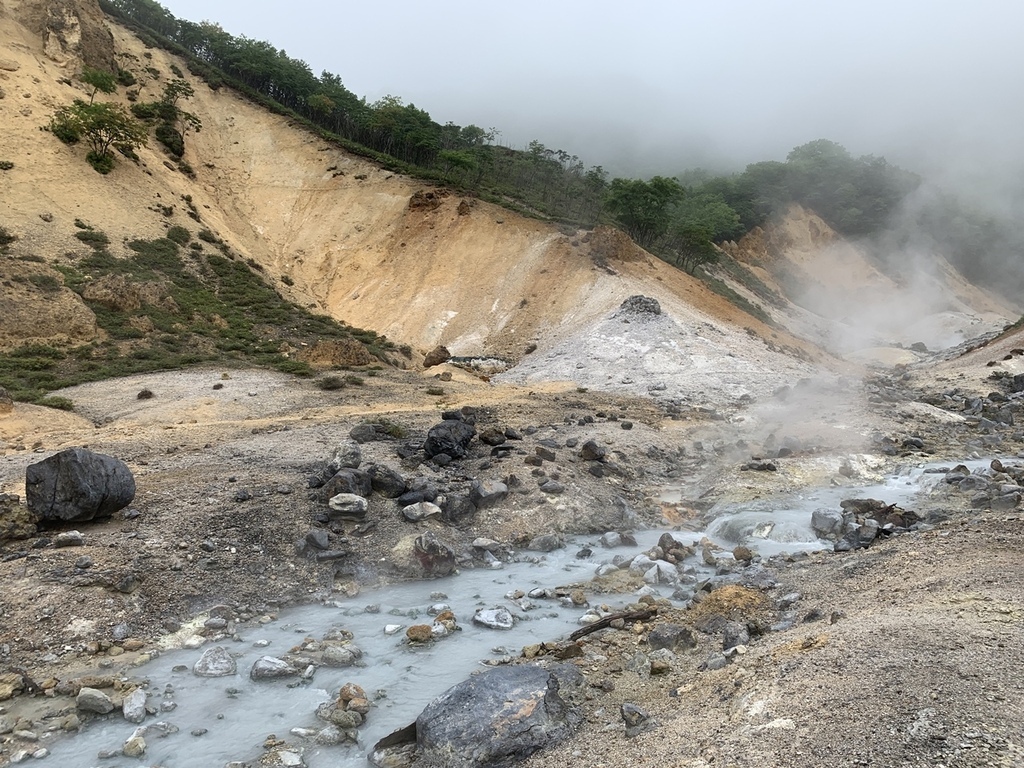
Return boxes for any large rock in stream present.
[25,448,135,523]
[411,664,583,768]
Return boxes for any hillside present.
[2,3,1024,768]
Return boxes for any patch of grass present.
[75,229,110,249]
[369,417,407,439]
[36,396,74,411]
[425,386,445,396]
[28,273,61,293]
[0,231,396,404]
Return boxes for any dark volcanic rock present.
[25,448,135,524]
[580,440,607,462]
[415,664,582,768]
[325,469,373,498]
[367,464,407,498]
[409,532,456,577]
[424,420,476,459]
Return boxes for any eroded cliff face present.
[719,205,1018,354]
[4,0,113,70]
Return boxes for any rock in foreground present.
[414,664,582,768]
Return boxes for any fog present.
[161,0,1024,183]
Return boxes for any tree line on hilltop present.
[93,0,1022,296]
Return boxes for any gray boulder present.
[250,656,297,680]
[810,507,845,539]
[424,420,476,459]
[328,440,361,472]
[368,464,407,498]
[77,687,114,714]
[648,623,695,652]
[403,501,442,522]
[122,688,147,723]
[327,493,369,520]
[469,480,507,509]
[415,664,582,767]
[26,448,135,523]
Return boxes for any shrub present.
[425,386,445,396]
[280,274,294,286]
[130,102,160,120]
[344,374,365,386]
[316,374,346,391]
[0,161,13,171]
[178,161,195,177]
[155,123,184,157]
[116,68,137,86]
[166,225,191,245]
[51,118,81,144]
[75,229,110,248]
[87,150,115,174]
[170,64,183,77]
[197,228,218,243]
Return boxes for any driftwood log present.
[568,607,658,641]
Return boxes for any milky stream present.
[41,460,978,767]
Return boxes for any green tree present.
[50,101,148,173]
[604,176,682,249]
[80,67,117,104]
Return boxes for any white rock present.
[472,607,514,630]
[192,646,237,677]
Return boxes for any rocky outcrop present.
[13,0,115,70]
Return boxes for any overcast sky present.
[161,0,1024,189]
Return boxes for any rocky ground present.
[0,340,1023,766]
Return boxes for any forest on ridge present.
[97,0,1024,297]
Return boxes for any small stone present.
[406,625,433,643]
[122,733,146,757]
[621,702,657,737]
[54,530,85,547]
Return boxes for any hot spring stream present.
[41,460,974,767]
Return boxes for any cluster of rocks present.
[941,459,1024,512]
[811,498,921,552]
[403,601,460,641]
[296,407,648,583]
[309,682,371,745]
